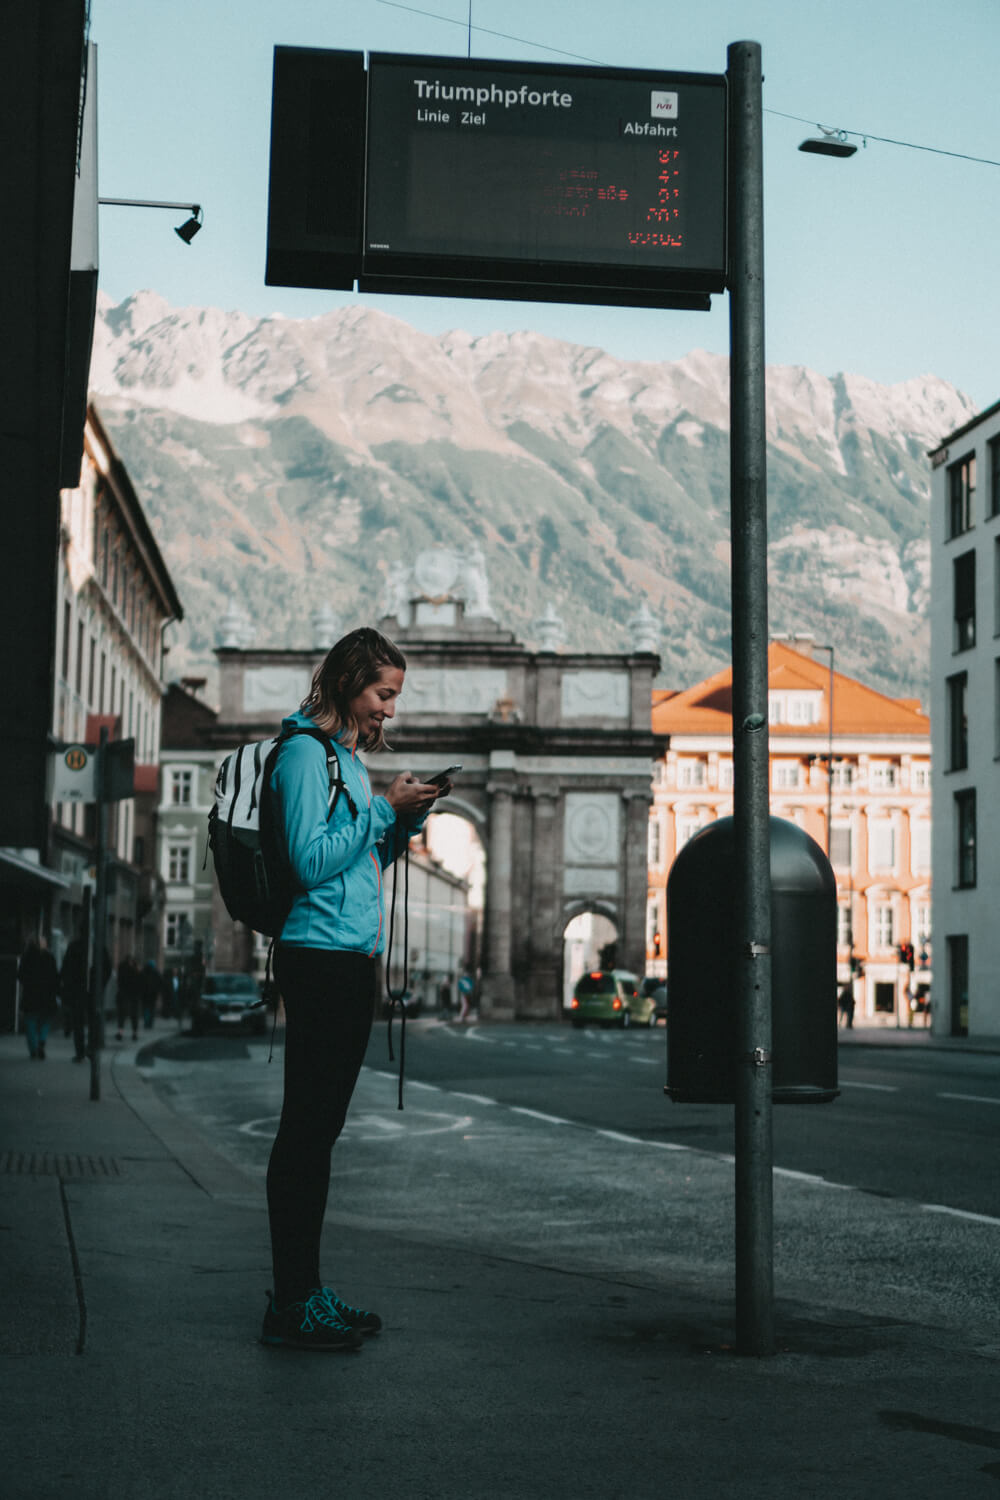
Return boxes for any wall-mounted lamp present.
[98,198,204,243]
[798,128,857,158]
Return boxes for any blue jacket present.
[271,710,404,955]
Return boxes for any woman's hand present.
[385,773,441,815]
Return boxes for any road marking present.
[939,1091,1000,1106]
[922,1204,1000,1227]
[596,1128,642,1144]
[839,1080,899,1092]
[451,1091,498,1106]
[404,1079,442,1092]
[630,1057,660,1066]
[510,1106,570,1125]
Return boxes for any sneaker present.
[315,1286,382,1336]
[260,1291,363,1352]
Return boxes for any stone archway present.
[207,563,665,1020]
[562,907,619,1012]
[367,598,664,1021]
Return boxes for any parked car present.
[641,976,668,1023]
[569,970,654,1028]
[191,972,268,1036]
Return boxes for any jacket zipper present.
[353,747,384,957]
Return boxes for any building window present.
[87,638,96,708]
[953,550,976,651]
[869,762,898,790]
[773,761,801,789]
[165,911,193,949]
[837,904,853,948]
[910,762,929,790]
[170,769,193,806]
[75,619,85,695]
[910,821,931,875]
[677,759,706,788]
[830,826,852,869]
[718,760,734,789]
[948,452,975,538]
[787,693,820,725]
[989,436,1000,519]
[955,790,976,888]
[994,538,1000,636]
[947,672,968,770]
[831,762,854,789]
[647,816,662,866]
[167,845,192,883]
[61,601,72,680]
[875,904,896,949]
[676,815,708,849]
[869,821,896,872]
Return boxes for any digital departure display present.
[363,55,727,298]
[265,48,728,308]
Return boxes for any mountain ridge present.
[89,290,975,705]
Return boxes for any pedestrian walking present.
[457,969,475,1023]
[140,960,161,1030]
[60,932,90,1062]
[260,626,449,1353]
[838,981,855,1029]
[115,954,141,1041]
[18,936,60,1059]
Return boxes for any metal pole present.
[90,727,109,1102]
[727,39,774,1356]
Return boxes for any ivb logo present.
[650,91,678,120]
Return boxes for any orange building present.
[647,640,931,1026]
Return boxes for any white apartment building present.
[50,404,182,966]
[929,396,1000,1037]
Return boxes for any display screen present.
[364,55,727,292]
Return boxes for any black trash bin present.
[665,815,838,1104]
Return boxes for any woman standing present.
[260,627,445,1353]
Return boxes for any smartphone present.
[425,765,462,788]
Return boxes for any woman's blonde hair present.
[300,627,406,752]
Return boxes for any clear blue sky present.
[92,0,999,407]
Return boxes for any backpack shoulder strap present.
[275,726,358,820]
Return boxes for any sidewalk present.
[837,1020,1000,1053]
[2,1024,998,1499]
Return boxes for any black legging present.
[266,946,375,1308]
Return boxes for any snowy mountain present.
[89,290,976,702]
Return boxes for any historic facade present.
[647,640,932,1027]
[929,396,1000,1037]
[45,405,182,968]
[161,551,662,1020]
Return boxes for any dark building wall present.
[0,1,87,847]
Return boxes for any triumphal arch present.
[211,549,664,1020]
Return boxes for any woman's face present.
[347,665,404,743]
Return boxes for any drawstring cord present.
[384,828,410,1109]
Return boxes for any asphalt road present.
[141,1020,1000,1222]
[136,1018,1000,1342]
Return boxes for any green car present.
[569,970,655,1029]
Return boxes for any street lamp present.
[813,643,835,857]
[98,198,203,242]
[798,128,857,158]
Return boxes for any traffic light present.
[898,943,914,969]
[652,929,662,956]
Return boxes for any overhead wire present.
[374,0,1000,168]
